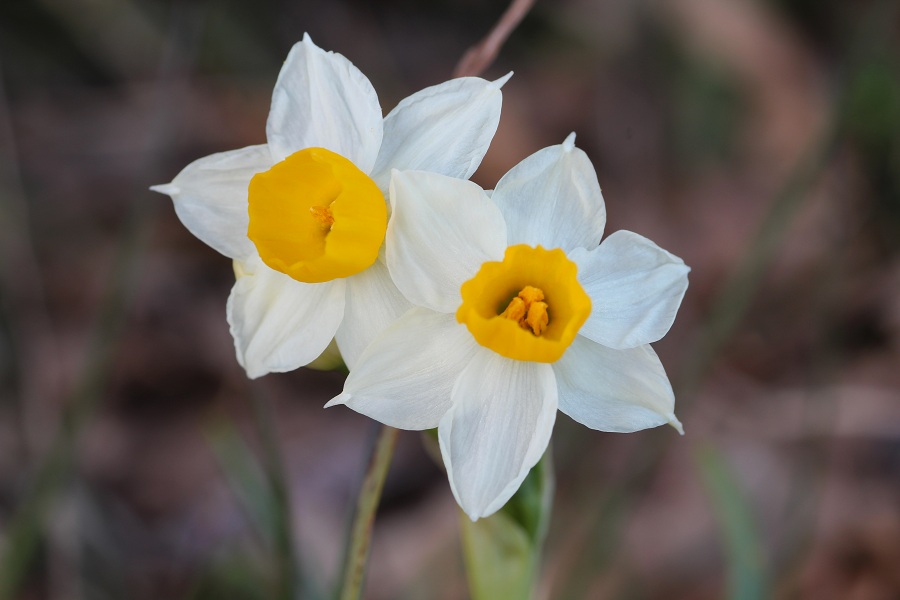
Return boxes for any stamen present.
[501,285,549,335]
[500,296,526,322]
[518,286,544,306]
[526,301,549,335]
[309,205,335,230]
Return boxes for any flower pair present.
[154,35,690,521]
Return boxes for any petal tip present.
[325,392,350,408]
[490,71,513,90]
[243,366,266,380]
[299,32,321,51]
[149,183,177,195]
[286,34,317,67]
[669,415,685,435]
[457,495,487,521]
[562,132,577,151]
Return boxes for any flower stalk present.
[337,425,399,600]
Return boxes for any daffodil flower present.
[151,35,508,378]
[328,134,690,520]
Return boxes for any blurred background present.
[1,0,899,598]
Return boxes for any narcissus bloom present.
[329,134,690,520]
[152,34,508,378]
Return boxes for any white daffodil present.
[151,34,509,378]
[328,134,690,520]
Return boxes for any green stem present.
[337,425,399,600]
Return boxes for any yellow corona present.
[456,245,591,363]
[247,147,386,283]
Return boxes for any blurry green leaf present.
[460,510,532,600]
[186,554,272,600]
[205,412,322,600]
[459,452,553,600]
[205,415,275,548]
[671,65,743,168]
[648,23,744,171]
[497,454,550,542]
[696,444,768,600]
[845,61,900,147]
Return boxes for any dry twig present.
[453,0,537,78]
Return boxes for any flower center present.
[500,285,549,335]
[309,205,335,229]
[247,147,386,283]
[456,245,591,363]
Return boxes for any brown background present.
[1,0,899,598]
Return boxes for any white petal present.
[335,253,412,369]
[439,350,557,520]
[570,230,689,349]
[226,257,347,378]
[491,133,606,253]
[328,309,477,430]
[386,170,506,313]
[151,144,272,261]
[266,34,383,171]
[554,336,682,433]
[369,74,508,192]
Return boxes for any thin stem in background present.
[453,0,537,78]
[336,425,399,600]
[675,0,898,398]
[0,150,154,599]
[0,6,206,598]
[0,55,61,467]
[674,124,840,397]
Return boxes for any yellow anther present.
[500,296,526,322]
[518,285,544,306]
[525,301,549,335]
[501,285,550,336]
[309,205,335,229]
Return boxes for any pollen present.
[501,286,549,335]
[309,205,335,229]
